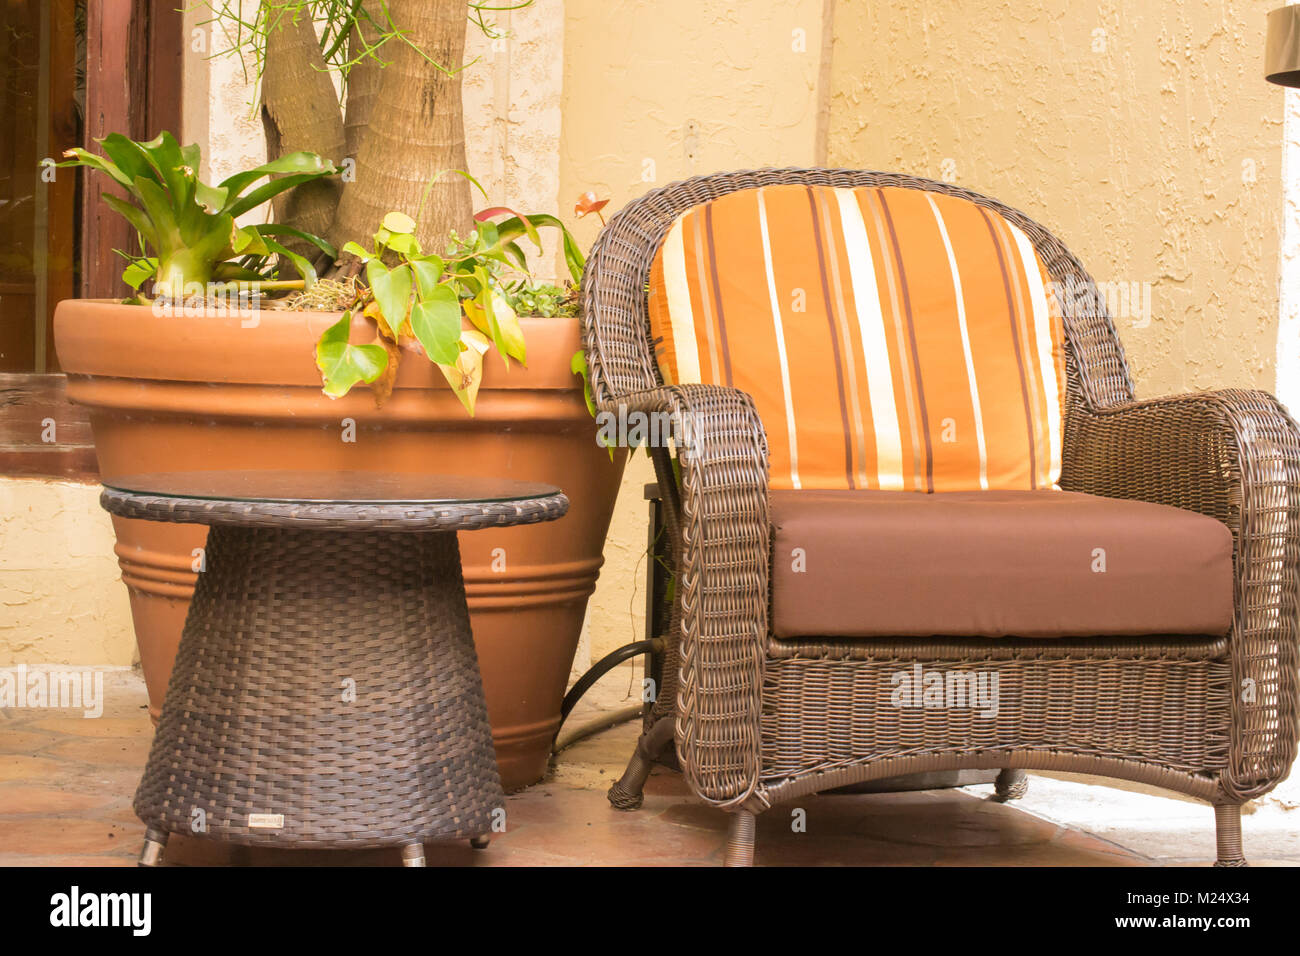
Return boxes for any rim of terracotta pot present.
[54,298,587,393]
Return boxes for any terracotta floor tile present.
[43,736,152,767]
[0,854,137,867]
[0,783,115,814]
[26,717,153,739]
[0,755,67,783]
[4,670,1293,867]
[0,730,59,754]
[0,817,136,856]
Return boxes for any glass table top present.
[101,471,562,506]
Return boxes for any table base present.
[133,525,505,859]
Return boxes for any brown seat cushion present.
[770,489,1234,639]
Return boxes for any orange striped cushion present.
[647,184,1067,492]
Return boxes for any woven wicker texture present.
[134,525,506,849]
[582,167,1300,864]
[100,486,568,532]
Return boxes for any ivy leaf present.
[342,240,374,261]
[475,220,500,248]
[370,337,402,408]
[409,284,463,365]
[382,210,417,235]
[488,291,526,366]
[315,312,389,398]
[387,232,421,256]
[367,260,412,335]
[461,295,492,336]
[570,349,596,417]
[436,330,491,416]
[410,257,444,299]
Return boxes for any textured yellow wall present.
[560,0,832,661]
[17,2,1282,673]
[0,479,135,666]
[828,0,1284,397]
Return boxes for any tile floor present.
[0,669,1295,866]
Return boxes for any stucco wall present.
[1278,83,1300,414]
[0,478,134,666]
[827,0,1284,398]
[15,1,1292,676]
[560,0,833,660]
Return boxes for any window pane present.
[0,0,83,372]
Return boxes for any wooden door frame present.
[1,1,183,481]
[81,0,185,300]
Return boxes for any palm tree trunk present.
[259,4,345,256]
[328,0,472,253]
[343,4,382,162]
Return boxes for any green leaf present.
[316,312,389,398]
[251,223,337,260]
[570,349,597,417]
[386,232,421,256]
[57,148,133,189]
[342,241,374,261]
[502,240,528,272]
[121,258,157,292]
[211,261,269,282]
[195,180,229,212]
[262,237,318,288]
[492,212,586,283]
[179,142,201,172]
[410,257,445,299]
[475,220,499,248]
[488,291,526,366]
[409,285,463,365]
[224,171,337,219]
[382,211,417,235]
[367,260,412,334]
[101,194,160,248]
[132,177,185,252]
[232,226,270,256]
[217,151,337,200]
[98,133,162,187]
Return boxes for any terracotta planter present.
[54,299,626,790]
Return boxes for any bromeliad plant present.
[315,206,585,415]
[60,131,340,300]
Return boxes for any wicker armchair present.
[580,168,1300,866]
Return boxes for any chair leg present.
[137,827,168,867]
[607,715,675,811]
[400,842,426,867]
[724,810,757,867]
[993,769,1028,802]
[1213,803,1248,867]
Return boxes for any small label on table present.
[248,813,284,829]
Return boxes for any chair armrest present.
[1062,388,1300,800]
[600,384,770,807]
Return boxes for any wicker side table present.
[100,471,568,867]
